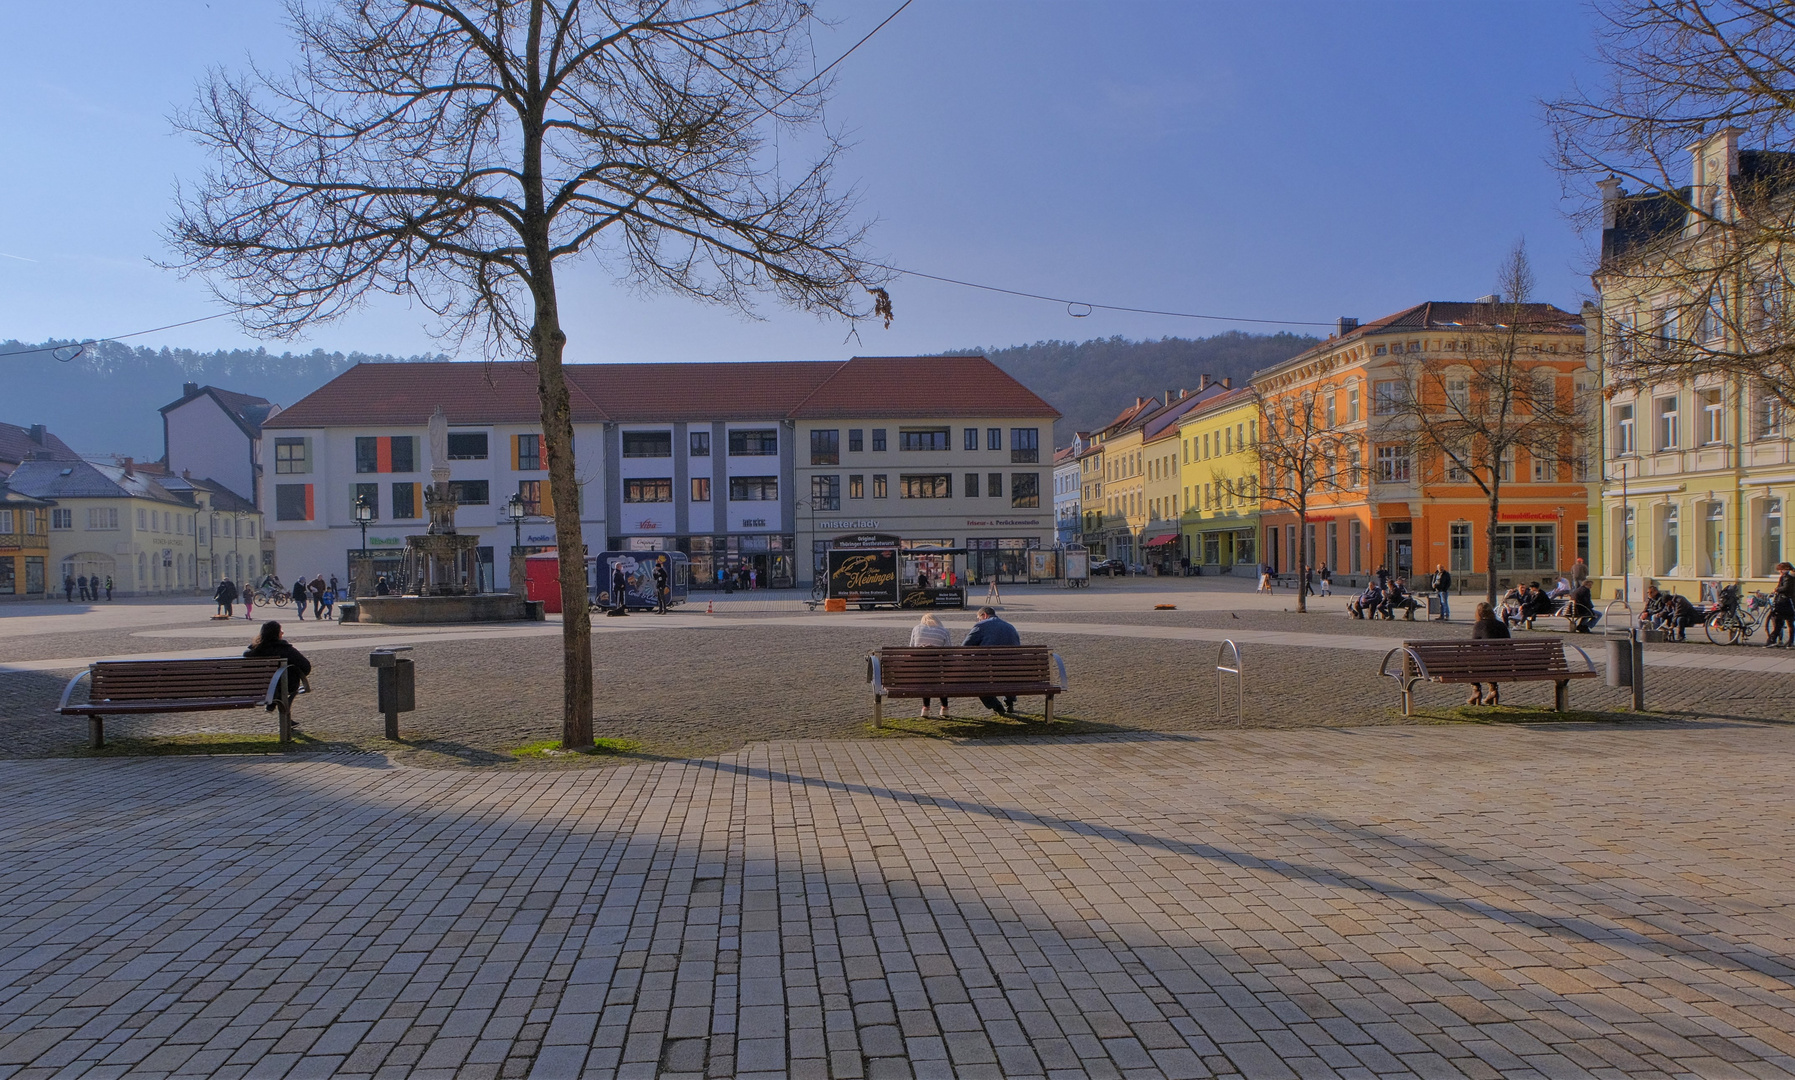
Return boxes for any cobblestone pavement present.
[2,724,1794,1079]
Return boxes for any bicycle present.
[1705,589,1768,645]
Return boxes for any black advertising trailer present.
[591,550,690,610]
[827,533,966,609]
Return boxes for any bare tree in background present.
[1383,246,1592,605]
[166,0,887,748]
[1546,0,1795,411]
[1212,388,1348,613]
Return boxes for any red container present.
[525,551,564,613]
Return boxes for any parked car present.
[1091,557,1127,576]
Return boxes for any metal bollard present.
[369,646,416,739]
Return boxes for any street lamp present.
[505,492,527,551]
[354,494,374,551]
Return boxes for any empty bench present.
[57,657,307,749]
[867,647,1067,726]
[1378,639,1597,716]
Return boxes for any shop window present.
[624,430,673,458]
[965,473,980,498]
[691,477,711,502]
[355,482,380,519]
[447,432,488,460]
[517,433,542,471]
[871,429,887,452]
[848,429,863,452]
[848,475,864,500]
[625,478,672,503]
[899,474,952,498]
[988,472,1003,498]
[450,480,489,505]
[872,474,887,498]
[517,480,542,515]
[690,430,710,457]
[356,437,379,473]
[1011,473,1039,508]
[274,437,310,474]
[729,476,778,500]
[900,428,950,452]
[1011,428,1038,462]
[392,481,419,519]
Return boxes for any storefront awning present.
[1144,532,1180,548]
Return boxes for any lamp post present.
[354,494,373,551]
[505,492,526,552]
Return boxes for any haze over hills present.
[0,332,1317,460]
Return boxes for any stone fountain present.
[347,406,538,625]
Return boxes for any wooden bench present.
[1378,639,1597,716]
[57,657,307,749]
[867,647,1067,726]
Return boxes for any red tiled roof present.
[267,357,1058,429]
[789,356,1057,420]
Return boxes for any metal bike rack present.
[1600,599,1645,711]
[1216,639,1243,726]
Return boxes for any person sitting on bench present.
[244,621,312,715]
[962,605,1022,716]
[1349,582,1382,619]
[1382,578,1420,621]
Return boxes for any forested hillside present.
[960,332,1318,445]
[0,339,444,457]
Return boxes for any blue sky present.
[1,1,1602,362]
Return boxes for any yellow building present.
[1179,387,1261,574]
[1142,424,1184,572]
[0,484,53,600]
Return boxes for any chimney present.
[28,424,45,446]
[1596,175,1622,229]
[1199,374,1212,391]
[1337,317,1359,337]
[121,457,134,477]
[181,468,192,479]
[1136,397,1146,408]
[183,382,200,397]
[1220,377,1233,389]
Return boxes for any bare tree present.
[1212,388,1349,613]
[1547,0,1795,410]
[1384,246,1591,605]
[166,0,886,748]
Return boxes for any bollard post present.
[1631,633,1645,711]
[369,646,416,739]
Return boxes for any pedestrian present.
[1257,563,1272,593]
[105,576,113,601]
[329,574,340,597]
[749,566,758,590]
[243,584,255,620]
[213,577,238,618]
[608,562,630,616]
[244,620,313,714]
[77,574,89,602]
[309,575,326,619]
[1767,562,1795,647]
[1318,564,1332,596]
[321,585,335,621]
[1570,556,1589,590]
[653,557,669,614]
[63,573,75,602]
[375,574,391,596]
[293,579,307,620]
[1468,600,1509,706]
[908,612,954,718]
[1430,564,1452,621]
[962,605,1022,716]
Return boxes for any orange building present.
[1251,302,1594,590]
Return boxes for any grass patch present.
[77,732,330,757]
[510,737,641,759]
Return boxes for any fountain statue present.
[403,406,482,595]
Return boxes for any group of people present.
[906,607,1024,718]
[717,564,760,591]
[1497,577,1594,632]
[606,557,673,616]
[62,574,111,602]
[1348,571,1422,621]
[211,574,338,621]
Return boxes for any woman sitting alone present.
[245,621,312,711]
[1468,601,1509,706]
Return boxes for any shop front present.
[612,533,795,590]
[968,536,1041,584]
[1194,527,1256,573]
[1143,531,1180,574]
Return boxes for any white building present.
[1053,435,1088,545]
[260,357,1059,591]
[160,383,279,505]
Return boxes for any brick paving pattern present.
[2,724,1793,1078]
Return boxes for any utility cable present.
[1,312,238,361]
[875,264,1337,327]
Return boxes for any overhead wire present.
[874,264,1337,327]
[1,312,239,362]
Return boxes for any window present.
[624,430,673,458]
[1499,447,1515,483]
[1445,377,1469,412]
[356,436,379,473]
[963,428,979,451]
[729,476,778,501]
[1753,389,1784,440]
[274,437,310,474]
[811,475,840,511]
[52,508,71,530]
[849,474,864,499]
[276,484,311,521]
[0,510,12,535]
[624,478,672,503]
[691,477,711,502]
[690,430,711,457]
[449,479,489,505]
[392,481,418,519]
[1373,379,1407,415]
[1492,524,1556,572]
[810,429,840,465]
[136,509,147,530]
[391,436,416,473]
[965,473,980,498]
[1763,498,1783,573]
[1011,428,1039,463]
[517,433,542,471]
[1704,501,1726,576]
[900,428,950,452]
[988,472,1003,498]
[1011,473,1040,508]
[728,429,778,456]
[1325,395,1337,427]
[1533,370,1557,412]
[1531,451,1554,483]
[900,474,952,498]
[872,474,887,498]
[0,557,11,595]
[517,480,542,515]
[1614,403,1636,454]
[1376,445,1410,483]
[88,507,119,530]
[989,428,1002,451]
[1656,396,1680,450]
[871,428,886,452]
[1660,504,1680,573]
[1445,444,1470,483]
[1699,388,1724,445]
[848,429,863,452]
[447,432,488,460]
[1450,522,1472,572]
[355,482,380,519]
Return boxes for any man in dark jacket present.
[609,563,630,616]
[1430,565,1452,621]
[962,606,1022,715]
[214,578,238,618]
[1568,581,1595,633]
[653,558,670,614]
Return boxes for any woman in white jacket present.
[908,612,953,718]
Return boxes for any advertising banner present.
[828,547,899,604]
[1029,550,1059,579]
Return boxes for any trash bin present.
[369,646,415,739]
[1604,634,1632,688]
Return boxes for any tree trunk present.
[533,303,595,749]
[1295,504,1309,613]
[1483,474,1503,607]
